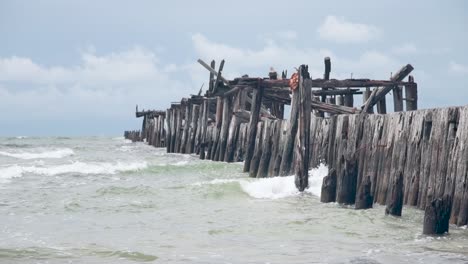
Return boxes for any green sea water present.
[0,137,467,263]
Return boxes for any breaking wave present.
[0,148,74,159]
[0,161,148,181]
[193,163,329,199]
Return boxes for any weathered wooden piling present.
[423,195,452,235]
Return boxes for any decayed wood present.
[377,90,387,114]
[249,121,264,178]
[405,76,418,111]
[257,119,273,178]
[385,172,404,216]
[356,175,373,209]
[279,76,300,176]
[212,59,225,94]
[362,88,377,113]
[197,59,230,86]
[311,100,359,115]
[321,169,337,203]
[188,104,200,153]
[217,96,232,161]
[225,89,244,162]
[423,195,452,234]
[393,86,404,112]
[362,64,414,110]
[180,100,192,153]
[243,81,264,172]
[295,66,312,191]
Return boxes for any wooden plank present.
[197,59,230,86]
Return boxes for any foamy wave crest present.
[240,176,298,199]
[240,163,329,199]
[0,161,147,180]
[192,178,240,186]
[0,165,24,183]
[0,148,74,159]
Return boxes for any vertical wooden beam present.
[188,104,200,153]
[344,88,354,107]
[249,121,264,178]
[295,65,312,191]
[376,88,387,114]
[208,60,215,95]
[243,80,264,172]
[405,75,418,111]
[217,96,232,161]
[279,77,300,176]
[363,88,373,113]
[199,100,209,159]
[393,86,404,112]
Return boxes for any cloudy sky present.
[1,0,467,136]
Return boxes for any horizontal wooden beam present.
[232,77,412,89]
[311,100,359,115]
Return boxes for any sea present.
[0,136,467,264]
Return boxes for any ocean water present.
[0,137,467,264]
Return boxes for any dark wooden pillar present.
[295,65,312,191]
[393,86,404,112]
[423,195,452,235]
[385,172,404,216]
[243,80,264,172]
[405,75,418,111]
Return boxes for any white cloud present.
[191,33,400,80]
[317,16,381,43]
[0,47,195,120]
[449,61,468,74]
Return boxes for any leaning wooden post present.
[362,88,374,113]
[279,73,300,176]
[423,194,452,235]
[405,75,418,111]
[295,65,312,191]
[243,80,264,172]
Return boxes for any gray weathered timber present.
[295,67,312,191]
[243,81,264,172]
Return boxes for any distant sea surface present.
[0,136,467,264]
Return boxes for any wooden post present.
[385,172,404,216]
[217,96,232,161]
[243,80,264,172]
[188,104,200,153]
[180,100,192,153]
[257,119,273,177]
[423,195,452,235]
[405,75,418,111]
[279,74,301,176]
[295,65,312,191]
[356,176,373,209]
[199,100,209,159]
[376,88,387,114]
[393,86,404,112]
[209,60,215,94]
[363,88,373,113]
[336,154,358,205]
[344,88,354,108]
[249,121,264,177]
[225,90,244,162]
[212,96,223,160]
[321,169,337,203]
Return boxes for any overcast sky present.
[1,0,467,136]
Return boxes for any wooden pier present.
[125,58,468,233]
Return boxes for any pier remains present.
[125,58,468,234]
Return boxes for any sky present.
[1,0,467,136]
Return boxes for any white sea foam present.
[240,163,329,199]
[192,178,240,186]
[193,163,329,199]
[0,161,148,182]
[0,148,74,159]
[0,165,24,183]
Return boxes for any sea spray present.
[193,163,329,199]
[0,148,74,159]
